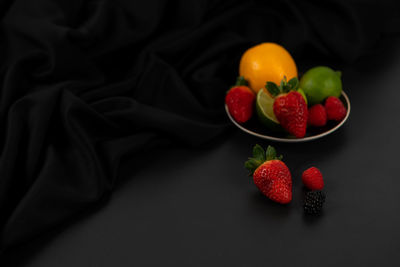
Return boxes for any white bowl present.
[225,91,351,143]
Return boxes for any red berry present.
[225,86,255,123]
[273,91,308,138]
[302,167,324,190]
[308,104,327,127]
[325,96,346,121]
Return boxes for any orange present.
[239,43,298,93]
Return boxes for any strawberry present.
[225,76,255,123]
[266,77,308,138]
[245,145,292,204]
[302,167,324,190]
[308,104,327,127]
[325,96,346,121]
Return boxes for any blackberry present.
[304,190,326,215]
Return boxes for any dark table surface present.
[2,38,400,267]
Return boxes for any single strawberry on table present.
[225,76,255,123]
[266,77,308,138]
[325,96,346,122]
[245,145,292,204]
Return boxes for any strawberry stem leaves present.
[265,77,299,97]
[280,76,286,91]
[287,77,299,90]
[227,76,249,93]
[235,76,248,86]
[244,159,261,175]
[266,145,283,161]
[266,82,280,97]
[265,146,276,161]
[244,145,283,175]
[253,144,266,161]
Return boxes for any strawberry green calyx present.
[266,145,282,161]
[244,144,283,175]
[227,76,250,94]
[266,76,299,97]
[266,82,280,97]
[235,76,249,86]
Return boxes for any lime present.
[256,89,281,131]
[297,88,308,105]
[299,66,342,105]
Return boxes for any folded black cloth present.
[0,0,397,251]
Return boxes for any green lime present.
[256,89,281,131]
[299,66,342,105]
[297,88,308,105]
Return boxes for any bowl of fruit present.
[225,43,350,142]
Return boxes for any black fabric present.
[0,0,398,252]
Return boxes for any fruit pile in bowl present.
[225,43,350,142]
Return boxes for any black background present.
[1,0,400,266]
